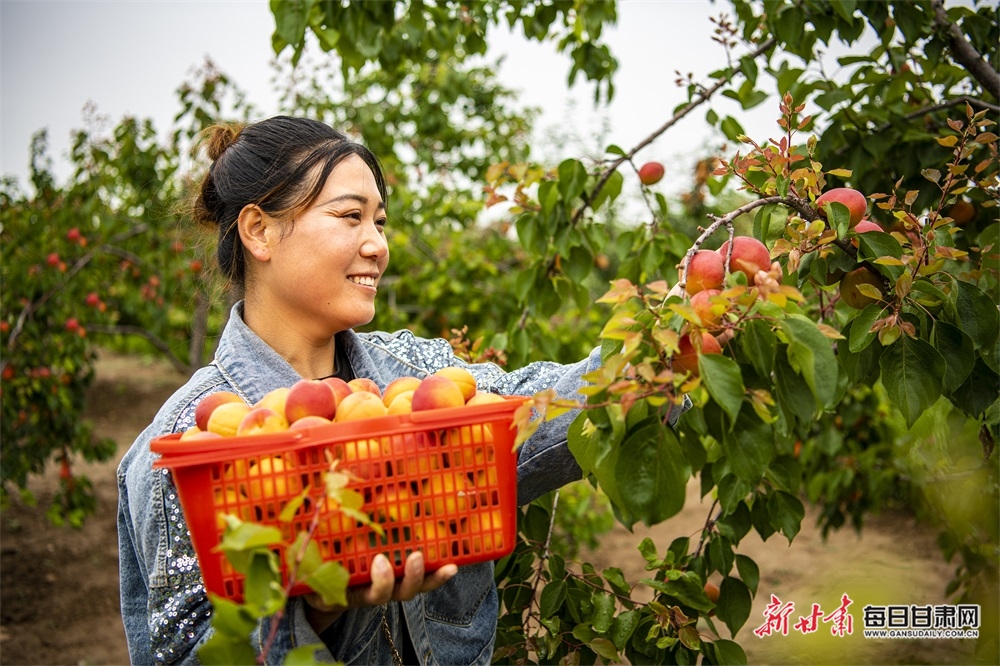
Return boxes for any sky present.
[1,0,821,194]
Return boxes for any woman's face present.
[251,154,390,340]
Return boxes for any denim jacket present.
[117,303,688,665]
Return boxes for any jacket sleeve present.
[117,398,335,665]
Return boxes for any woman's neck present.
[242,301,337,380]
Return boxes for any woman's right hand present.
[304,551,457,634]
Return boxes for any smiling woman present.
[115,115,692,665]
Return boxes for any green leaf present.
[720,116,746,142]
[779,315,838,409]
[304,560,349,608]
[774,346,816,424]
[838,319,882,384]
[953,280,1000,350]
[700,354,745,426]
[704,639,748,666]
[197,632,257,666]
[741,319,776,378]
[707,534,735,576]
[610,609,640,651]
[591,592,616,632]
[735,554,760,596]
[642,571,713,612]
[722,406,774,484]
[717,576,753,638]
[879,336,947,428]
[848,303,886,352]
[283,645,326,665]
[540,579,567,618]
[767,490,805,543]
[933,321,976,394]
[243,551,285,617]
[716,474,752,514]
[589,637,619,661]
[558,158,588,203]
[952,359,1000,418]
[270,0,316,52]
[716,501,752,543]
[206,595,257,636]
[614,419,689,526]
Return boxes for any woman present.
[117,115,687,665]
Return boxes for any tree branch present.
[572,37,777,225]
[86,324,189,374]
[932,0,1000,100]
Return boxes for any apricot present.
[288,415,333,430]
[246,455,289,500]
[206,401,252,437]
[717,236,771,285]
[411,375,466,411]
[672,331,722,377]
[839,267,885,309]
[853,220,882,233]
[334,391,388,422]
[683,250,725,296]
[375,483,413,522]
[285,379,337,423]
[466,392,506,406]
[434,367,477,402]
[348,377,382,398]
[386,390,415,415]
[944,199,976,226]
[689,289,723,326]
[382,376,422,407]
[704,581,720,604]
[195,391,243,431]
[638,161,665,186]
[321,377,353,406]
[236,407,289,436]
[180,428,224,441]
[254,387,290,415]
[816,187,867,228]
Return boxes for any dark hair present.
[192,116,388,291]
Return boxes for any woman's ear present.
[237,204,273,262]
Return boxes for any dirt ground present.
[0,351,989,665]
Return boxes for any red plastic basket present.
[150,397,525,602]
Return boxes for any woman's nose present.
[361,222,389,259]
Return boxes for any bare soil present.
[0,352,988,665]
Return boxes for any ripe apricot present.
[434,367,477,402]
[285,379,338,423]
[254,387,290,415]
[638,161,665,186]
[195,391,243,431]
[672,331,722,377]
[236,407,289,436]
[717,236,771,285]
[816,187,867,228]
[684,250,725,296]
[386,390,415,415]
[411,375,465,411]
[689,289,723,326]
[206,401,252,437]
[382,376,422,407]
[334,391,388,422]
[839,267,885,309]
[348,377,382,397]
[944,199,976,226]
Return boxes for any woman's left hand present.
[304,551,457,633]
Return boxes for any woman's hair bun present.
[201,123,245,162]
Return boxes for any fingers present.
[308,552,460,614]
[420,563,458,594]
[359,553,396,606]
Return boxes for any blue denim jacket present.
[117,303,687,665]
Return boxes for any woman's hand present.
[304,551,457,634]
